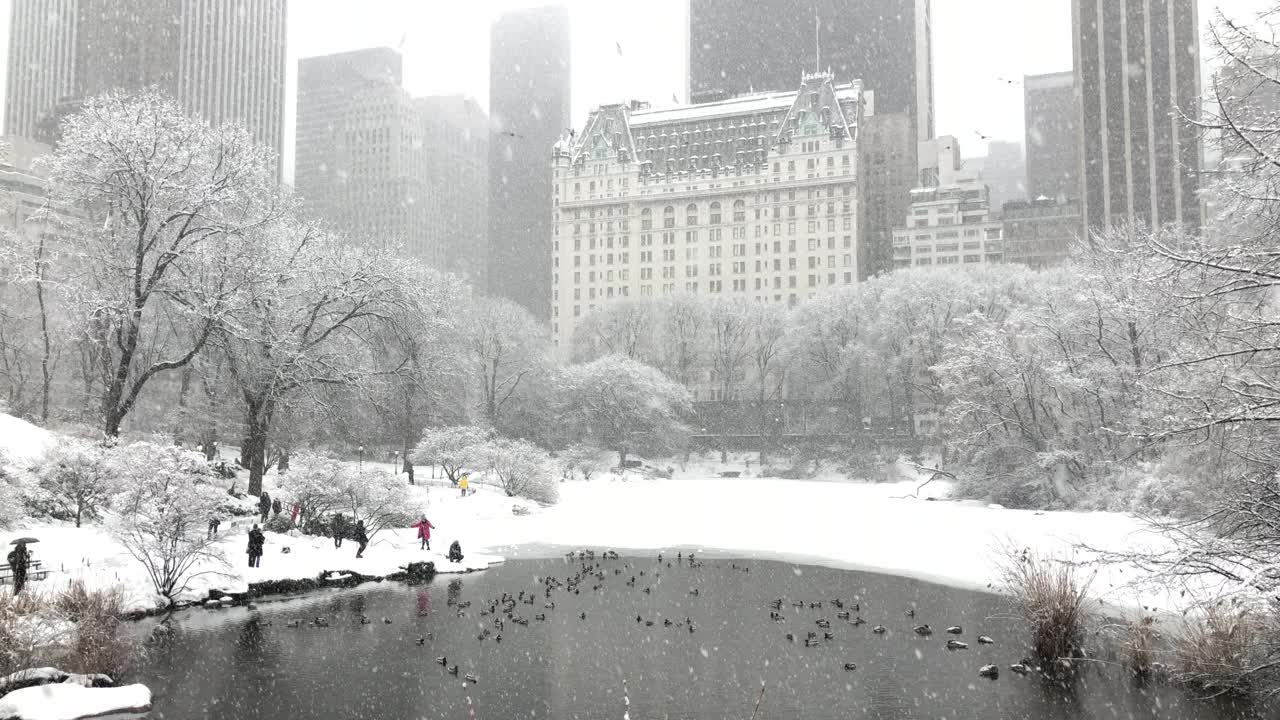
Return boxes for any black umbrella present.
[8,538,38,545]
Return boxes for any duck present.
[852,603,861,612]
[663,618,673,627]
[977,635,995,645]
[545,602,555,609]
[832,599,844,609]
[1009,663,1031,675]
[978,664,999,680]
[436,656,447,666]
[770,611,784,621]
[843,662,857,671]
[872,625,887,634]
[535,614,546,621]
[836,611,850,620]
[382,617,392,625]
[946,640,968,650]
[359,615,371,625]
[448,665,459,676]
[643,587,651,594]
[809,601,822,609]
[417,636,427,645]
[823,632,835,640]
[688,624,695,634]
[913,624,932,636]
[689,588,700,597]
[464,673,478,684]
[580,612,587,620]
[815,619,831,629]
[769,599,783,610]
[645,620,654,627]
[286,619,301,628]
[313,617,330,628]
[785,633,795,642]
[636,615,643,623]
[945,626,962,635]
[905,609,916,619]
[851,616,867,627]
[804,637,821,647]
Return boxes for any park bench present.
[0,559,48,586]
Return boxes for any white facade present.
[550,73,865,354]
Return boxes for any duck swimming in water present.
[913,624,932,636]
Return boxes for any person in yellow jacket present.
[459,474,470,498]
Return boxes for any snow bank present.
[0,683,150,720]
[0,414,54,463]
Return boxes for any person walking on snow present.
[413,516,435,550]
[6,541,30,595]
[331,513,347,548]
[258,491,271,523]
[459,474,470,498]
[271,498,282,517]
[354,519,369,558]
[247,525,265,568]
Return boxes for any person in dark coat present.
[247,525,265,568]
[271,498,282,518]
[331,513,347,548]
[353,520,369,559]
[6,541,30,594]
[447,540,464,564]
[258,491,271,523]
[207,516,221,539]
[403,457,414,485]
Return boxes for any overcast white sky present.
[0,0,1272,182]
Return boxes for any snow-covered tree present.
[32,437,115,527]
[571,300,657,363]
[462,297,548,428]
[217,218,406,495]
[411,425,493,484]
[554,354,691,466]
[42,89,282,438]
[656,294,706,387]
[745,302,791,461]
[0,448,31,529]
[108,442,227,605]
[478,438,558,504]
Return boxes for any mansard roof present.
[560,72,862,177]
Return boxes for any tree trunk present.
[242,396,274,496]
[34,238,51,424]
[618,446,628,468]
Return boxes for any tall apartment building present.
[489,5,571,321]
[551,73,864,353]
[892,136,1003,269]
[689,0,933,144]
[1072,0,1201,235]
[295,49,488,274]
[859,112,915,278]
[5,0,287,173]
[1024,71,1080,202]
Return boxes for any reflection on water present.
[131,557,1266,720]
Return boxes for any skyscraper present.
[1024,71,1080,203]
[5,0,287,173]
[295,49,489,276]
[688,0,933,144]
[859,112,915,278]
[1072,0,1201,234]
[488,5,571,322]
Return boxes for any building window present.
[710,201,722,224]
[686,203,698,226]
[641,208,652,230]
[664,206,675,228]
[733,199,746,222]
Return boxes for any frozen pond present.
[131,557,1264,719]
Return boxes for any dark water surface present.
[131,557,1268,720]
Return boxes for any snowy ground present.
[0,414,1211,616]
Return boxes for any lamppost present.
[358,445,365,470]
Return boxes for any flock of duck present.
[263,548,1041,687]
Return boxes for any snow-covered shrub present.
[411,425,493,484]
[54,580,141,679]
[1171,600,1278,698]
[108,442,228,606]
[262,514,293,533]
[0,589,63,676]
[478,438,558,504]
[273,452,348,531]
[559,443,606,481]
[999,548,1093,678]
[30,438,117,527]
[0,447,33,529]
[334,470,414,542]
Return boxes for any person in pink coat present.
[412,516,435,550]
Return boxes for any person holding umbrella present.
[7,539,34,595]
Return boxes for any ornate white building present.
[550,72,865,353]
